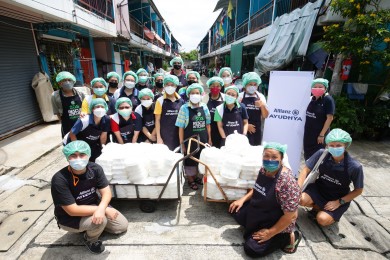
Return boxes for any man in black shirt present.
[51,141,128,254]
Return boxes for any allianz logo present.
[269,108,303,121]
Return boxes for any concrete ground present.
[0,78,389,259]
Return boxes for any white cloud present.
[153,0,221,52]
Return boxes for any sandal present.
[188,181,198,190]
[282,230,302,254]
[194,176,203,185]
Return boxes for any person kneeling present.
[51,141,128,254]
[298,128,364,226]
[229,142,302,257]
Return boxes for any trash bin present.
[31,72,58,122]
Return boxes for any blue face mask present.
[69,158,88,171]
[263,160,280,172]
[328,147,345,157]
[225,95,236,105]
[93,88,106,96]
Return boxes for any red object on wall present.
[341,58,352,80]
[124,60,131,72]
[80,48,93,84]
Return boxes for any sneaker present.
[83,234,105,254]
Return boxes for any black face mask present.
[187,80,196,86]
[109,82,118,88]
[155,82,164,88]
[173,64,181,70]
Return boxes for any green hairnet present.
[115,97,132,111]
[154,73,164,79]
[224,85,239,95]
[264,142,288,154]
[186,83,204,97]
[136,68,148,75]
[170,56,183,66]
[186,71,200,81]
[90,77,108,90]
[56,71,76,83]
[207,76,224,87]
[312,78,329,89]
[242,72,261,87]
[218,67,232,77]
[122,71,138,84]
[138,88,154,100]
[89,98,108,112]
[163,75,179,86]
[107,71,120,82]
[325,128,352,147]
[63,140,91,160]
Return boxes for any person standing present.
[169,56,187,91]
[51,140,128,254]
[154,75,184,150]
[239,72,269,145]
[106,72,121,97]
[152,73,165,101]
[51,71,85,137]
[219,67,233,93]
[113,71,140,108]
[178,71,201,102]
[303,78,335,160]
[135,88,156,143]
[81,78,116,115]
[206,76,225,148]
[176,83,211,190]
[135,68,151,91]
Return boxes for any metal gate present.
[0,15,42,138]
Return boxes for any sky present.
[153,0,221,52]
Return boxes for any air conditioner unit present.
[316,0,346,26]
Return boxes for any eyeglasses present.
[118,106,131,110]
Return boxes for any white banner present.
[263,71,314,176]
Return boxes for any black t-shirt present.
[51,162,109,228]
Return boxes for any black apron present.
[222,105,244,136]
[303,97,329,159]
[113,114,136,144]
[245,168,284,236]
[242,92,262,145]
[184,105,208,166]
[139,104,156,142]
[76,123,103,162]
[316,153,350,201]
[160,98,184,151]
[59,90,82,138]
[207,94,224,148]
[118,87,140,108]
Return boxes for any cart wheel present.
[140,201,156,213]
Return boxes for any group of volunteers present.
[50,56,364,257]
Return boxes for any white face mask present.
[124,81,135,89]
[141,99,153,107]
[246,86,257,94]
[69,158,88,171]
[164,86,176,95]
[93,107,106,118]
[223,77,232,84]
[190,94,201,104]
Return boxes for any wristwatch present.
[339,198,346,205]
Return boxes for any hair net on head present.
[206,76,224,87]
[170,56,183,66]
[91,77,108,90]
[154,73,164,79]
[89,98,108,112]
[136,68,148,75]
[325,128,352,147]
[56,71,76,83]
[186,83,204,97]
[312,78,329,89]
[224,85,239,95]
[63,140,91,160]
[186,71,200,80]
[218,67,233,77]
[138,88,154,100]
[163,75,179,86]
[242,72,261,87]
[115,97,132,111]
[107,71,120,82]
[264,142,288,154]
[122,71,138,83]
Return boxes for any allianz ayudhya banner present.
[263,71,314,176]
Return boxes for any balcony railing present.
[130,15,143,37]
[236,19,249,40]
[250,1,273,33]
[275,0,310,18]
[227,30,235,44]
[75,0,114,22]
